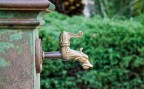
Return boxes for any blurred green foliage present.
[94,0,144,18]
[39,12,144,89]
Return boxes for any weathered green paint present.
[0,29,37,89]
[0,42,14,52]
[0,58,11,69]
[15,46,22,54]
[0,11,39,18]
[10,32,23,41]
[48,2,55,11]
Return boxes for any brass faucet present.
[43,31,93,69]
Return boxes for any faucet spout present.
[61,47,93,69]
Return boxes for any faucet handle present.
[68,31,83,38]
[60,31,83,47]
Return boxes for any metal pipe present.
[43,52,62,59]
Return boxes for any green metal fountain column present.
[0,0,54,89]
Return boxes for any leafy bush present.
[94,0,144,18]
[40,12,144,89]
[134,14,144,25]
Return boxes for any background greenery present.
[39,12,144,89]
[49,0,144,18]
[94,0,144,18]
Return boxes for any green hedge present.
[39,12,144,89]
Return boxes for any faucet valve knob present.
[59,31,83,47]
[68,31,83,38]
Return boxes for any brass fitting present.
[43,31,93,69]
[59,31,93,69]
